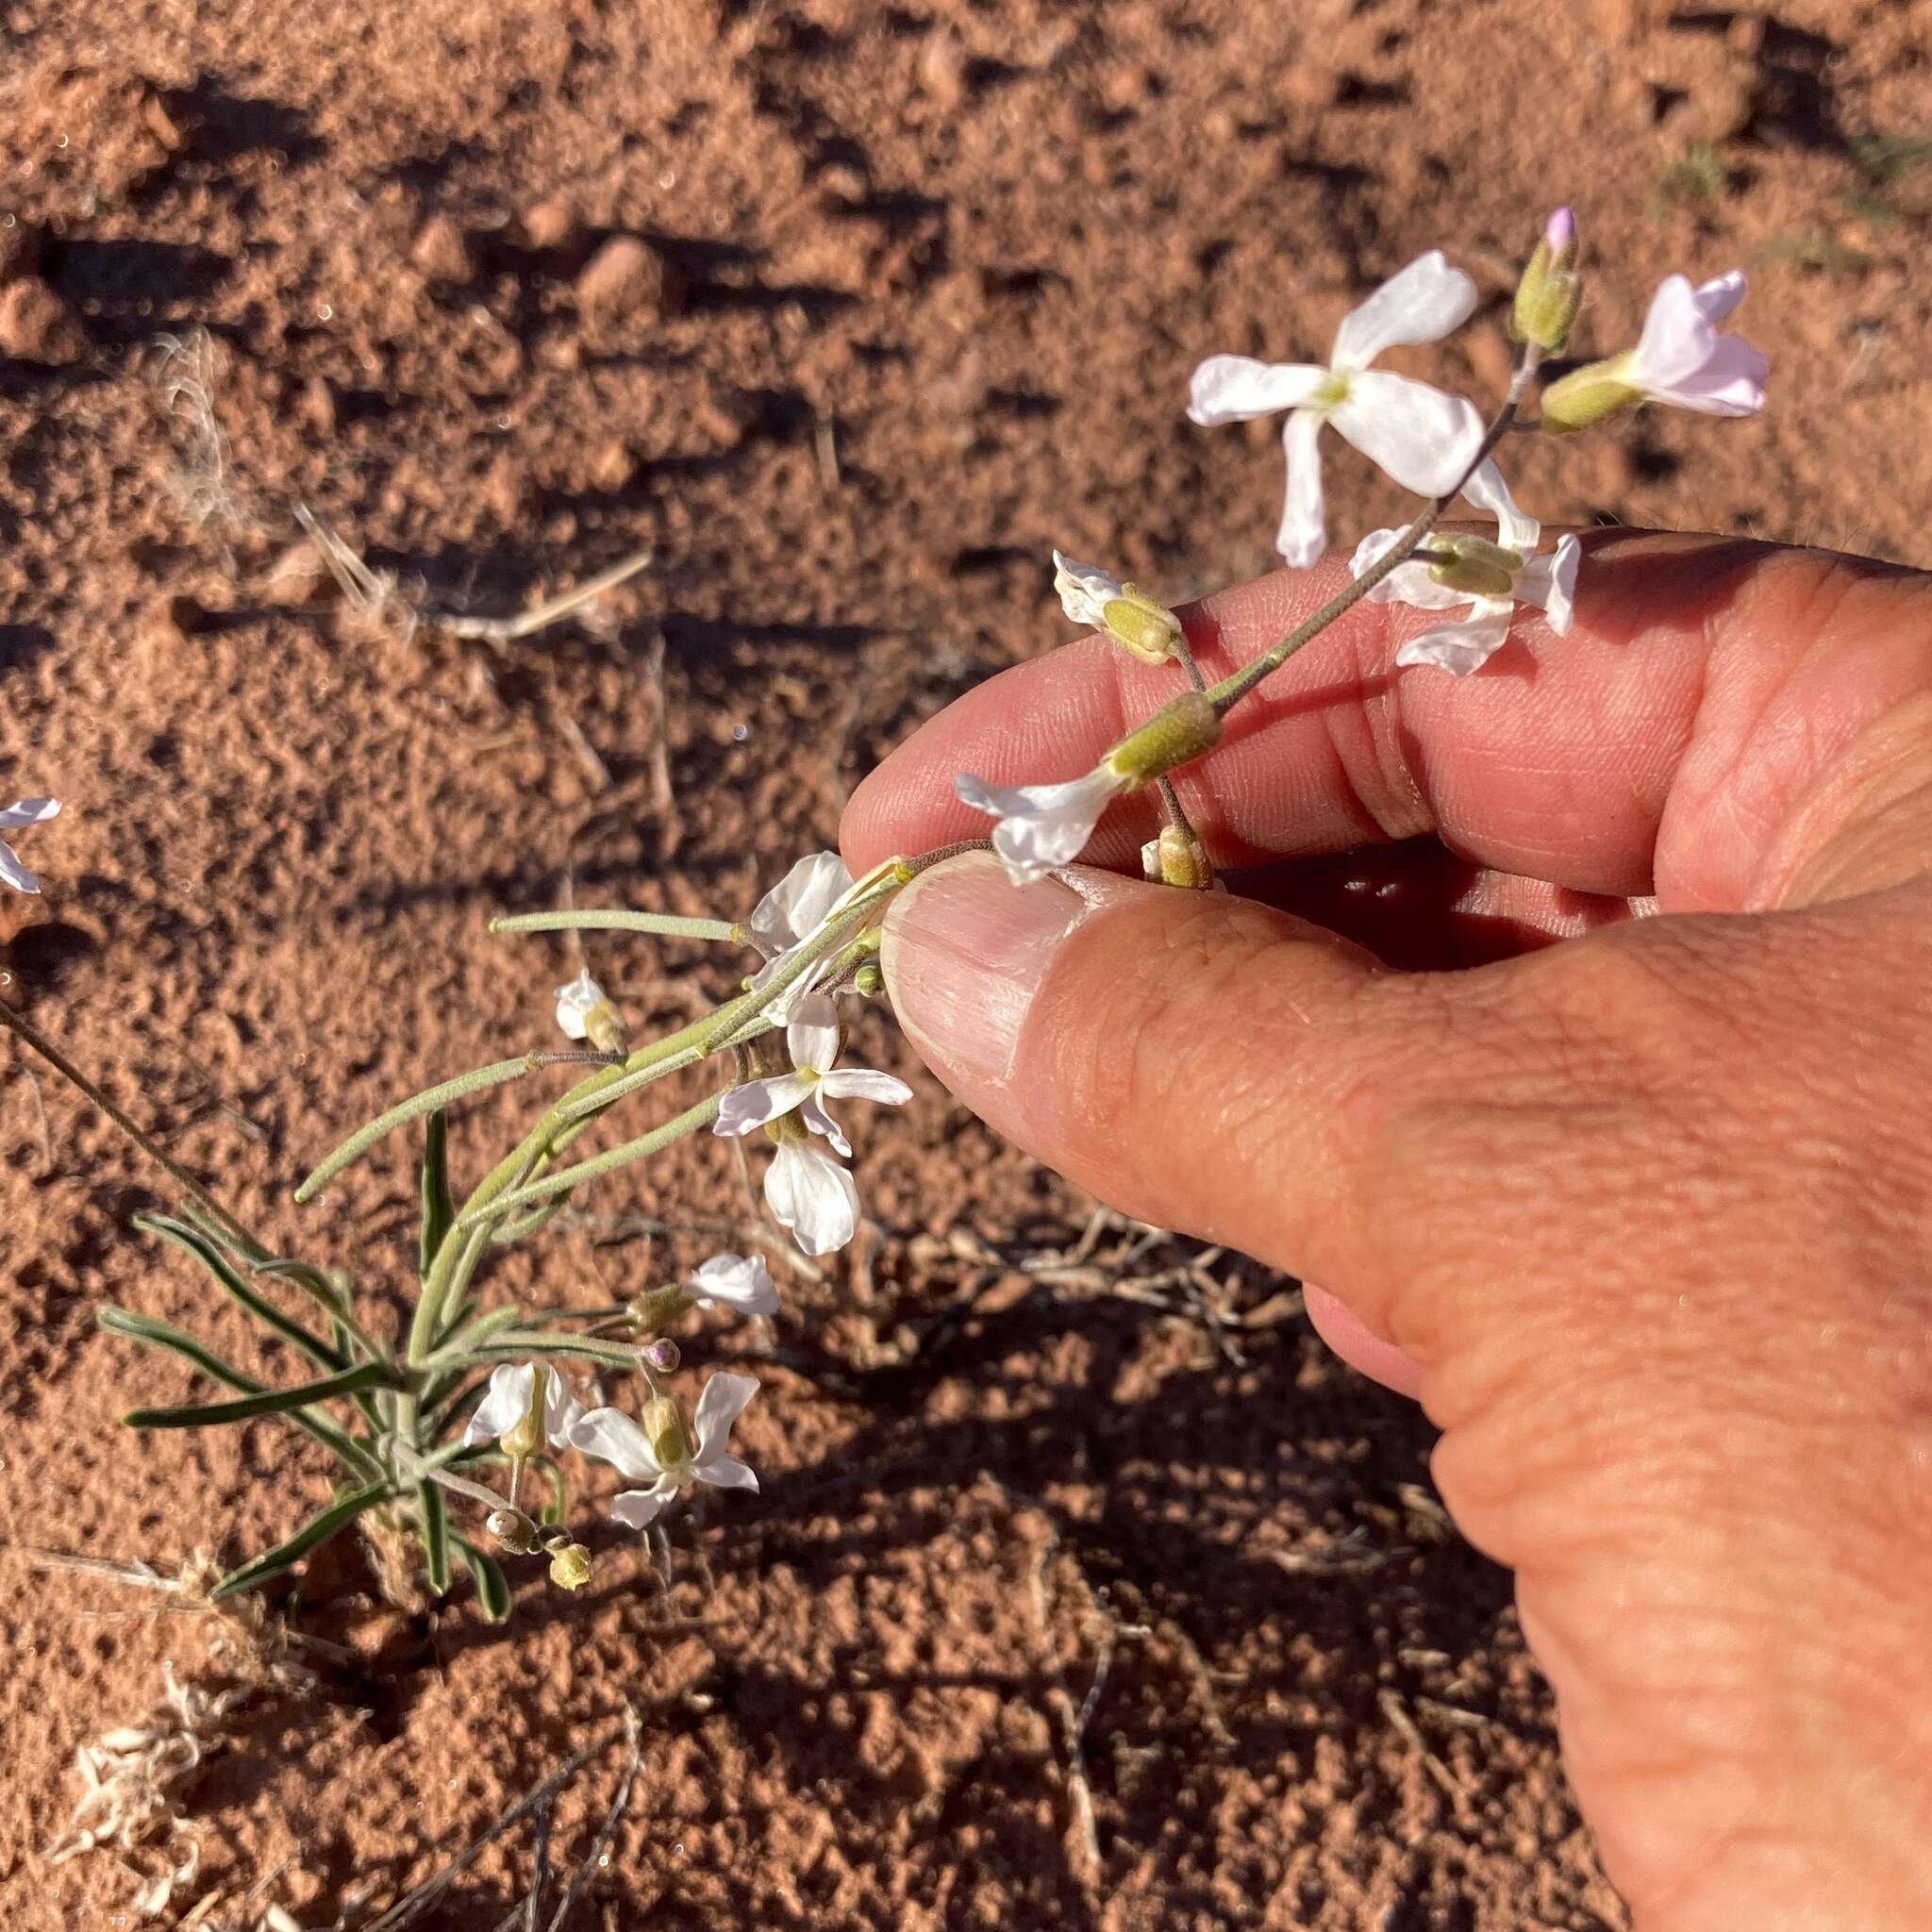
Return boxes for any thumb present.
[880,848,1442,1307]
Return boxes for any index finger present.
[843,532,1927,910]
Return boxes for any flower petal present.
[1395,604,1515,676]
[1052,552,1125,630]
[0,840,42,895]
[1330,252,1477,369]
[568,1406,660,1481]
[1519,535,1581,635]
[748,850,853,958]
[553,968,604,1041]
[714,1071,815,1138]
[539,1366,586,1446]
[1274,408,1328,567]
[463,1362,535,1447]
[689,1252,779,1315]
[784,993,841,1076]
[1655,331,1768,415]
[0,797,60,830]
[1330,371,1486,498]
[692,1370,759,1461]
[819,1068,913,1108]
[1692,270,1747,325]
[1461,458,1540,555]
[1186,356,1329,426]
[765,1138,860,1255]
[799,1092,853,1158]
[696,1454,759,1492]
[955,767,1123,886]
[611,1484,672,1530]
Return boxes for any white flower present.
[687,1251,779,1316]
[569,1372,760,1528]
[1624,271,1767,416]
[955,764,1130,887]
[713,993,911,1157]
[1188,252,1486,568]
[0,798,60,895]
[1352,462,1581,676]
[463,1362,585,1452]
[764,1134,861,1256]
[554,968,607,1041]
[746,849,856,1020]
[1053,552,1127,629]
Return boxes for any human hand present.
[841,532,1932,1928]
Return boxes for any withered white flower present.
[1352,461,1580,676]
[955,765,1130,888]
[554,968,608,1041]
[463,1362,584,1452]
[687,1251,779,1317]
[0,797,60,895]
[746,849,856,1020]
[713,994,910,1158]
[1188,252,1486,567]
[764,1134,861,1256]
[570,1372,759,1528]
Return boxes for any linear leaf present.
[490,908,743,941]
[416,1478,452,1593]
[454,1536,513,1622]
[467,1330,641,1371]
[419,1108,457,1282]
[97,1307,381,1480]
[125,1359,398,1430]
[136,1212,345,1374]
[210,1480,391,1599]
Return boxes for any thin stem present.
[0,1000,261,1254]
[1155,776,1191,835]
[491,909,747,943]
[1204,345,1542,718]
[1170,627,1208,694]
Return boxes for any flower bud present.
[555,970,629,1053]
[1538,352,1643,435]
[640,1393,692,1470]
[625,1284,692,1337]
[852,960,885,998]
[487,1507,539,1554]
[548,1541,593,1591]
[1511,208,1582,356]
[1141,825,1215,891]
[643,1336,681,1373]
[1426,535,1523,600]
[1104,693,1222,789]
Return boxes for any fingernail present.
[882,851,1099,1084]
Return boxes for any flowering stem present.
[491,909,746,942]
[1203,345,1543,718]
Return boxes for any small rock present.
[295,373,337,439]
[149,592,215,644]
[258,540,331,608]
[521,195,584,255]
[0,277,84,364]
[411,211,475,285]
[141,90,186,153]
[589,438,636,491]
[917,29,967,107]
[575,233,676,325]
[0,217,42,286]
[1681,72,1756,143]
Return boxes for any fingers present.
[877,850,1472,1303]
[845,535,1931,909]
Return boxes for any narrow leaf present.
[491,908,743,941]
[419,1108,456,1281]
[136,1212,345,1374]
[467,1329,641,1371]
[416,1479,452,1593]
[125,1358,398,1430]
[455,1536,513,1622]
[295,1057,533,1203]
[97,1307,381,1479]
[210,1480,391,1599]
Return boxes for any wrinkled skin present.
[842,532,1932,1929]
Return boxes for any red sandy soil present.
[2,1,1925,1925]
